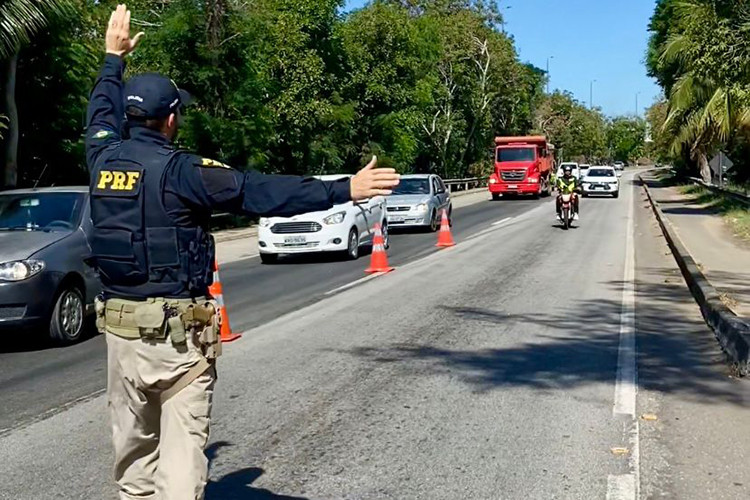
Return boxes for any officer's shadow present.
[206,442,308,500]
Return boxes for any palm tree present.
[1,0,71,187]
[658,0,750,182]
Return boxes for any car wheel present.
[429,210,439,232]
[492,194,501,201]
[613,191,619,198]
[346,227,359,260]
[448,206,453,227]
[260,253,278,264]
[582,193,588,198]
[49,284,85,344]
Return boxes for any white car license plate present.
[508,184,518,189]
[390,215,405,222]
[284,235,307,244]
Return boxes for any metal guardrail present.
[688,177,750,206]
[443,177,486,193]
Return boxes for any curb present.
[639,174,750,375]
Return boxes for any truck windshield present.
[391,179,430,195]
[497,148,535,162]
[0,192,85,232]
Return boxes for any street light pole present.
[590,79,597,109]
[546,56,554,94]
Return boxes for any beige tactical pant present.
[106,332,216,500]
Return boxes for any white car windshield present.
[587,169,615,177]
[392,178,430,195]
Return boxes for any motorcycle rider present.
[556,165,580,220]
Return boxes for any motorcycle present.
[559,193,575,230]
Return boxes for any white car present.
[557,162,581,180]
[257,175,388,263]
[581,166,619,198]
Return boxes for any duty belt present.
[95,296,222,403]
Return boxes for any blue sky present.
[343,0,662,118]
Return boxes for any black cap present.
[123,73,192,120]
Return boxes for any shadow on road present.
[206,442,308,500]
[343,267,749,407]
[0,319,99,353]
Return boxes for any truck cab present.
[488,136,555,200]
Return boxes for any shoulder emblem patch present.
[93,129,112,139]
[201,158,230,169]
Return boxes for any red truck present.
[488,136,555,200]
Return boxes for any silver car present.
[386,174,452,231]
[0,187,99,344]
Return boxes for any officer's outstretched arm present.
[170,155,399,218]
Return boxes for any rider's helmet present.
[563,165,573,176]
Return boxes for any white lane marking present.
[492,217,512,226]
[608,178,639,500]
[615,181,636,416]
[324,272,385,296]
[607,474,636,500]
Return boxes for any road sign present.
[709,152,734,175]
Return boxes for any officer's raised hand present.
[350,156,400,201]
[106,4,144,57]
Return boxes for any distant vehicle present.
[556,162,581,180]
[0,187,99,344]
[489,136,555,200]
[386,174,451,232]
[257,175,388,263]
[613,161,625,170]
[579,164,591,176]
[581,166,620,198]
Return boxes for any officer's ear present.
[164,113,179,140]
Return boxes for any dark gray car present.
[0,187,99,343]
[386,174,452,231]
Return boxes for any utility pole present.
[589,79,597,109]
[546,56,554,94]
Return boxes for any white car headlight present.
[0,260,45,282]
[259,218,271,227]
[323,211,346,225]
[414,203,429,213]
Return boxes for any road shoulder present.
[634,179,750,499]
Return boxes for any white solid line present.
[609,182,640,500]
[492,217,513,226]
[324,272,385,296]
[614,184,637,416]
[607,474,636,500]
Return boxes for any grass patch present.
[678,184,750,242]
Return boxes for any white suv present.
[257,175,388,263]
[581,166,620,198]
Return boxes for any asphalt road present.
[1,172,748,499]
[0,193,541,434]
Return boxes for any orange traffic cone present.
[209,259,242,342]
[365,223,394,274]
[435,209,455,248]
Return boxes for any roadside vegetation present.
[1,0,646,191]
[646,0,750,185]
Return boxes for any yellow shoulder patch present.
[201,158,230,169]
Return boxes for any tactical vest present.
[89,140,215,299]
[558,178,577,194]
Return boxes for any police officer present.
[86,6,400,500]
